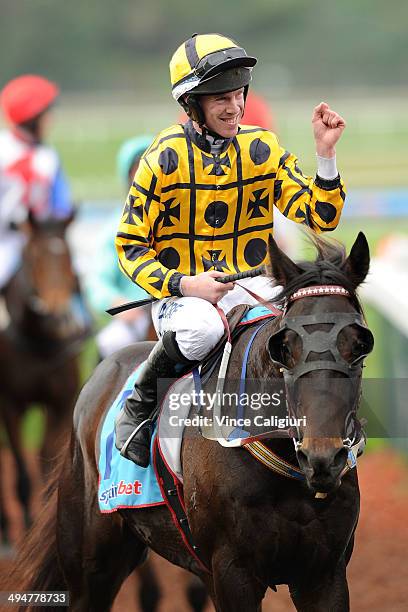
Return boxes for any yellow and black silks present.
[116,122,346,299]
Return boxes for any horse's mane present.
[271,233,363,312]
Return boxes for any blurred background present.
[0,1,407,610]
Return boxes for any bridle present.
[268,284,374,453]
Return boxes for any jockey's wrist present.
[316,154,338,180]
[179,275,197,298]
[168,272,186,297]
[314,173,341,190]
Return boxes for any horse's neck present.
[244,316,282,379]
[235,317,297,462]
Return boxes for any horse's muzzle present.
[296,443,349,494]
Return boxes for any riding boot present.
[115,332,194,467]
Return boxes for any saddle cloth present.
[98,363,165,513]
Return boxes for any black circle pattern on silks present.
[158,247,181,270]
[315,201,337,223]
[158,147,179,175]
[244,238,267,267]
[204,201,229,228]
[249,138,271,165]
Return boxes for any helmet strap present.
[182,94,205,126]
[198,125,211,153]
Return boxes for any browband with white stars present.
[289,285,350,302]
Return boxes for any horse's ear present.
[342,231,370,288]
[268,234,301,286]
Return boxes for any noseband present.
[269,285,373,452]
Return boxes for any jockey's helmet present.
[170,33,257,125]
[0,74,59,125]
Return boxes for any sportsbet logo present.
[99,480,143,505]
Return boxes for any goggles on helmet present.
[193,47,255,80]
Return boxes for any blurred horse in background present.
[0,216,197,612]
[0,214,86,543]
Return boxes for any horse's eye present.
[268,330,301,368]
[281,343,293,365]
[350,339,372,364]
[282,343,291,357]
[351,341,364,357]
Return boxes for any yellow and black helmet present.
[170,33,257,124]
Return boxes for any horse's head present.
[10,213,82,341]
[267,232,374,494]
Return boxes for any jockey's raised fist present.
[312,102,346,158]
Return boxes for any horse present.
[6,231,374,611]
[0,214,87,540]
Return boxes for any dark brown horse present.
[0,215,86,541]
[6,232,374,611]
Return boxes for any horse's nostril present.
[332,447,348,470]
[297,446,348,478]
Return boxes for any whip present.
[107,265,265,316]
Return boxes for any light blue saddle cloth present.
[98,363,164,513]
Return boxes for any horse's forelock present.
[269,233,361,311]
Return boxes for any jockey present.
[0,74,92,334]
[86,136,154,359]
[115,33,347,467]
[0,74,74,291]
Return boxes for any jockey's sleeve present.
[115,159,185,300]
[273,147,346,232]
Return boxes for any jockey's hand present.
[180,271,235,303]
[312,102,346,158]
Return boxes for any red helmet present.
[0,74,59,125]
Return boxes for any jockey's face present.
[200,88,245,138]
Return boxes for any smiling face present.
[199,88,245,138]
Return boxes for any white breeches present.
[151,275,281,361]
